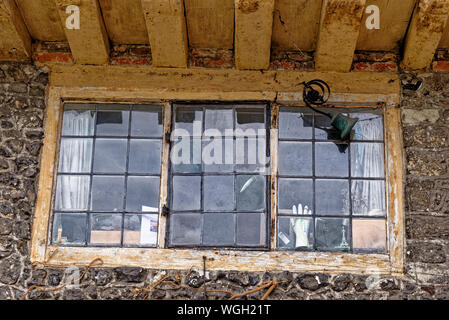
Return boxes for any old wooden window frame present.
[30,66,404,275]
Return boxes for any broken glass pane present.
[170,214,202,246]
[278,141,312,176]
[172,175,201,211]
[315,179,350,216]
[351,143,385,178]
[93,139,127,173]
[315,218,350,251]
[203,175,234,211]
[202,213,235,246]
[278,216,313,250]
[352,219,386,251]
[236,175,266,211]
[58,138,93,173]
[131,105,163,137]
[278,178,313,215]
[126,176,160,212]
[52,213,87,245]
[62,104,95,136]
[279,108,313,139]
[96,106,129,136]
[89,213,122,245]
[315,142,349,177]
[128,139,161,174]
[90,176,125,211]
[351,180,386,216]
[55,175,90,211]
[123,214,158,246]
[236,213,266,246]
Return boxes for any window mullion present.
[270,103,279,249]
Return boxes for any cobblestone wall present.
[1,61,449,300]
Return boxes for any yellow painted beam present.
[141,0,188,68]
[402,0,449,70]
[0,0,32,61]
[315,0,366,72]
[55,0,110,65]
[234,0,275,70]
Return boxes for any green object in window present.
[330,113,359,140]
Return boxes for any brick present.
[33,52,74,64]
[433,61,449,72]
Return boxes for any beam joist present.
[234,0,275,70]
[55,0,110,65]
[0,0,32,61]
[141,0,188,68]
[402,0,449,70]
[315,0,366,72]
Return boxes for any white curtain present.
[56,110,94,211]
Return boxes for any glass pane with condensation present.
[315,180,350,216]
[52,213,87,245]
[172,175,201,211]
[58,138,93,173]
[236,213,266,247]
[315,142,349,177]
[131,105,163,137]
[90,176,125,211]
[204,108,233,136]
[351,180,386,216]
[62,104,95,136]
[278,178,313,215]
[170,214,202,246]
[55,175,90,211]
[202,213,235,246]
[174,106,203,137]
[96,106,129,136]
[351,143,385,178]
[235,107,265,137]
[203,175,234,211]
[128,139,161,174]
[278,216,313,250]
[279,108,313,139]
[126,176,160,212]
[123,214,158,246]
[315,218,350,251]
[89,213,122,245]
[93,139,127,173]
[278,141,312,176]
[236,175,266,211]
[352,219,386,252]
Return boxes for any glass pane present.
[352,219,386,251]
[123,214,158,246]
[278,178,313,215]
[203,138,234,172]
[93,139,127,173]
[235,137,268,174]
[174,106,203,136]
[236,175,266,211]
[55,175,90,211]
[202,213,235,246]
[235,107,265,136]
[172,176,201,211]
[315,180,349,216]
[62,104,95,136]
[131,105,163,137]
[351,180,386,216]
[172,137,202,173]
[128,139,162,174]
[203,175,234,211]
[315,218,350,251]
[126,176,160,212]
[315,113,344,140]
[204,108,233,135]
[170,214,202,246]
[52,213,87,245]
[89,214,122,245]
[315,142,348,177]
[90,176,125,211]
[351,143,385,178]
[352,111,383,141]
[278,142,312,176]
[96,107,129,136]
[279,108,313,139]
[278,216,313,250]
[58,138,93,173]
[236,213,266,246]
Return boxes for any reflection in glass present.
[236,175,265,211]
[203,176,234,211]
[90,176,125,211]
[236,213,266,246]
[172,176,201,210]
[315,142,348,177]
[126,176,160,212]
[315,180,349,216]
[170,214,202,246]
[131,105,163,137]
[128,139,161,174]
[123,214,158,246]
[89,214,122,245]
[315,218,350,251]
[52,213,87,245]
[93,139,127,173]
[203,213,235,246]
[278,141,312,176]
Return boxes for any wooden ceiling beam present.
[0,0,32,61]
[402,0,449,70]
[141,0,188,68]
[315,0,366,72]
[234,0,275,70]
[54,0,110,65]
